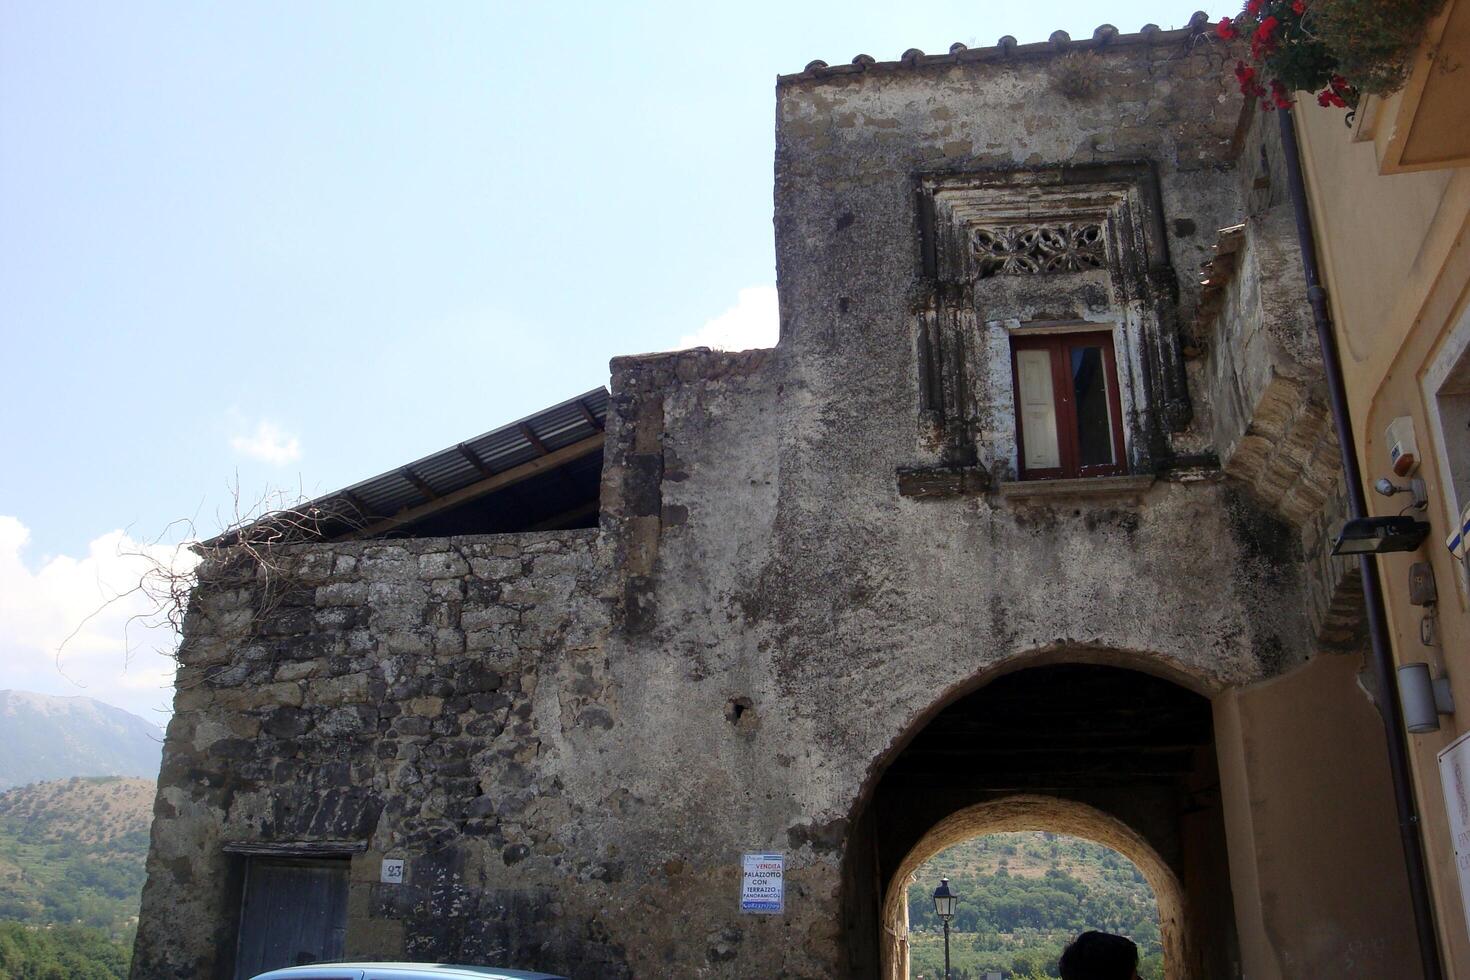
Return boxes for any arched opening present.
[901,829,1166,978]
[886,798,1181,979]
[841,662,1238,980]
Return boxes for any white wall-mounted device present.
[1387,416,1421,477]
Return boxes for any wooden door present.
[234,858,350,979]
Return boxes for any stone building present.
[133,13,1447,980]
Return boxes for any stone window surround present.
[914,163,1191,481]
[896,312,1145,500]
[920,167,1173,298]
[914,305,1151,488]
[971,221,1108,278]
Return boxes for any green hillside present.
[0,922,131,980]
[905,832,1164,980]
[0,776,153,979]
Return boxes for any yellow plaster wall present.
[1295,96,1470,974]
[1214,653,1419,978]
[1294,102,1459,414]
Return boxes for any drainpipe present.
[1277,109,1445,980]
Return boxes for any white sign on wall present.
[380,858,405,884]
[740,853,784,914]
[1438,729,1470,941]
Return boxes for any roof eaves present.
[777,12,1214,86]
[329,387,607,505]
[199,386,610,549]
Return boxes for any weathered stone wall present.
[592,351,1305,978]
[1202,107,1362,651]
[132,531,626,979]
[135,32,1401,980]
[573,38,1313,977]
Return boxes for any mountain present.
[0,691,163,790]
[0,775,153,937]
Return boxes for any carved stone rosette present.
[971,222,1106,277]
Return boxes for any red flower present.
[1216,16,1239,39]
[1314,74,1355,108]
[1246,0,1265,14]
[1270,79,1293,109]
[1234,60,1264,98]
[1292,0,1306,13]
[1250,15,1280,58]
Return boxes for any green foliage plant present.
[1216,0,1445,110]
[1316,0,1448,94]
[0,922,129,980]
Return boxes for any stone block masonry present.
[132,530,636,978]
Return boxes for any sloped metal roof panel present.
[333,387,608,518]
[207,387,609,544]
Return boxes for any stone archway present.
[839,661,1238,980]
[879,796,1188,980]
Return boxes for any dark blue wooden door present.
[234,858,350,979]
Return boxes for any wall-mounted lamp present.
[1373,477,1428,511]
[1331,516,1432,556]
[1398,662,1455,734]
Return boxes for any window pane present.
[1017,349,1060,470]
[1071,345,1115,466]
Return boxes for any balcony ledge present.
[995,474,1156,502]
[897,464,992,498]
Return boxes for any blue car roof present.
[249,965,567,980]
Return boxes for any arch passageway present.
[888,798,1178,979]
[840,662,1239,980]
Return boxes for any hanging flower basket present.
[1217,0,1446,110]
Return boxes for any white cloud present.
[0,517,199,723]
[231,419,302,465]
[676,285,779,352]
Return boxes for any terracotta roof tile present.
[778,12,1213,85]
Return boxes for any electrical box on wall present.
[1387,416,1420,476]
[1409,562,1438,606]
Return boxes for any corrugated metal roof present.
[334,387,608,527]
[208,387,608,545]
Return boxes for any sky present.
[0,1,1205,721]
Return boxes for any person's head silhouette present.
[1058,931,1139,980]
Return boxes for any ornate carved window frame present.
[973,222,1107,277]
[913,163,1188,479]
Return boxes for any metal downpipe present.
[1276,108,1445,980]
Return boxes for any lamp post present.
[932,877,956,980]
